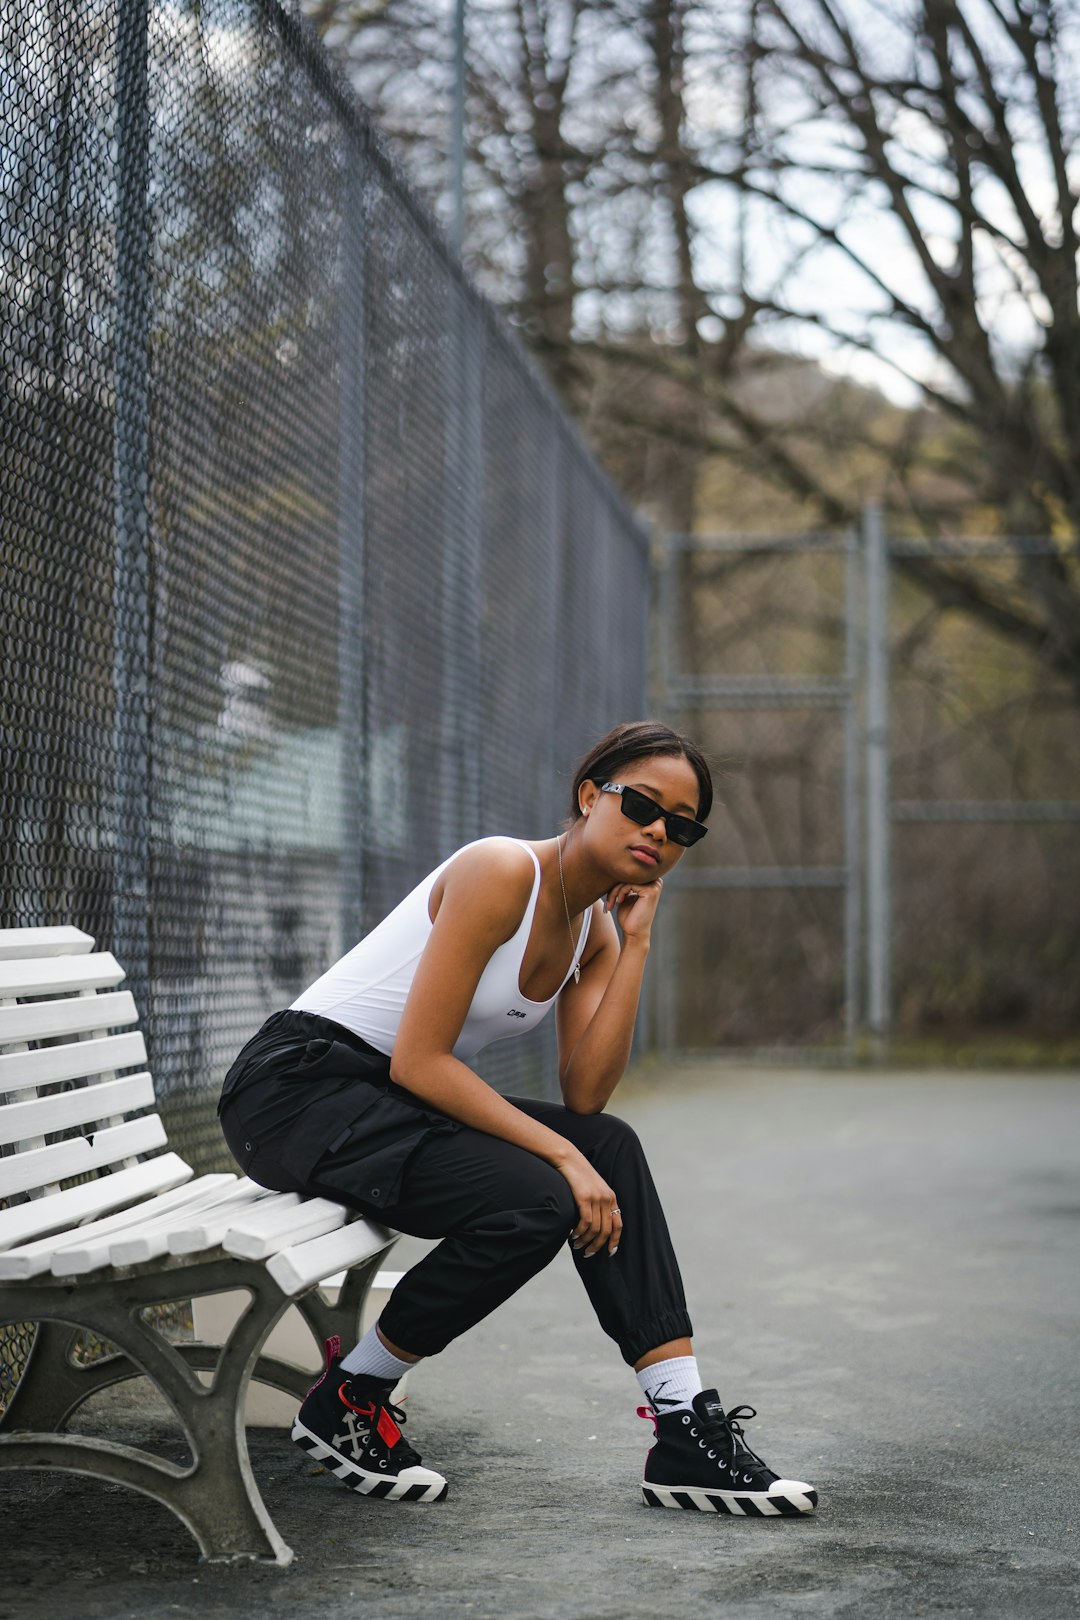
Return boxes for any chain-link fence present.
[1,0,648,1195]
[655,522,1080,1056]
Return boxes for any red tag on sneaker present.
[376,1406,402,1448]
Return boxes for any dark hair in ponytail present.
[567,721,714,823]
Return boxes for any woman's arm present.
[390,843,623,1255]
[555,878,663,1115]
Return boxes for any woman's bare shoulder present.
[430,837,537,930]
[445,836,537,883]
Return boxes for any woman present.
[218,720,816,1517]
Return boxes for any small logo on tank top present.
[507,1009,527,1019]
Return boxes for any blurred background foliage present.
[304,0,1079,560]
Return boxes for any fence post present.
[450,0,466,253]
[842,526,861,1056]
[863,502,891,1057]
[113,0,151,1021]
[439,291,484,849]
[338,133,368,950]
[654,532,678,1056]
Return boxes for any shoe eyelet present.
[698,1439,706,1448]
[708,1450,716,1459]
[379,1460,388,1469]
[690,1427,699,1438]
[681,1415,691,1425]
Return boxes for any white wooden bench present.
[0,926,398,1566]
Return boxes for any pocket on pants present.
[305,1090,460,1213]
[277,1077,395,1185]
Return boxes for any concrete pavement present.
[2,1064,1078,1618]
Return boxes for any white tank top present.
[291,837,591,1060]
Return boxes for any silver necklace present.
[556,832,581,984]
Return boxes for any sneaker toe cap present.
[770,1478,817,1505]
[399,1463,448,1489]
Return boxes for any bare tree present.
[305,0,603,393]
[304,0,1080,693]
[719,0,1080,688]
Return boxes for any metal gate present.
[652,512,1079,1060]
[653,526,861,1061]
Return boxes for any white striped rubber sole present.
[642,1482,818,1516]
[291,1420,449,1502]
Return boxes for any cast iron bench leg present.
[0,1257,331,1565]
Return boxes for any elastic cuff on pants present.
[619,1309,695,1368]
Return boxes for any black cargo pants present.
[218,1010,692,1365]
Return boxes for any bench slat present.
[223,1197,350,1261]
[0,1152,193,1251]
[0,1114,167,1199]
[267,1218,395,1298]
[0,1174,236,1280]
[0,991,138,1046]
[0,1073,156,1146]
[0,953,125,1000]
[0,927,94,961]
[57,1177,258,1275]
[109,1179,268,1267]
[166,1185,284,1257]
[0,1031,147,1092]
[222,1193,342,1246]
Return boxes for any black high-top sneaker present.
[639,1389,817,1516]
[291,1336,448,1502]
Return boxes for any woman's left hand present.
[605,877,663,942]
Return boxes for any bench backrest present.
[0,927,191,1251]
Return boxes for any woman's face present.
[577,751,705,882]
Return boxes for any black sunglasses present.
[600,783,708,847]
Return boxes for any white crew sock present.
[636,1355,703,1415]
[340,1323,417,1383]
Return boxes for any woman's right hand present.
[556,1150,623,1257]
